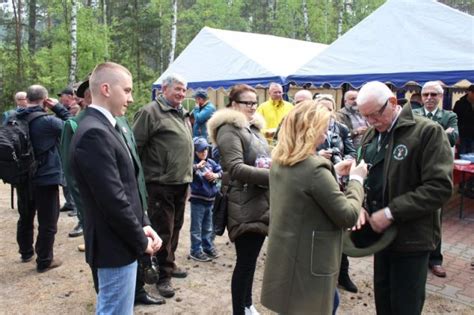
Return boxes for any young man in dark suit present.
[70,62,162,314]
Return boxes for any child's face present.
[196,149,208,160]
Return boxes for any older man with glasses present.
[412,81,458,278]
[356,81,453,315]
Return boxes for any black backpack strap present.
[23,111,48,123]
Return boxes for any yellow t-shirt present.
[256,99,293,142]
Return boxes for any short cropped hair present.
[422,81,444,95]
[26,85,48,103]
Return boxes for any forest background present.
[1,0,473,119]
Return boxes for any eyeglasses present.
[422,92,439,97]
[236,100,258,107]
[363,99,389,119]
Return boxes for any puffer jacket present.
[207,109,270,242]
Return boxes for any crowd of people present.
[1,61,473,314]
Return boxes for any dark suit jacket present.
[70,108,150,268]
[412,107,459,147]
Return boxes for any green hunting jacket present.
[359,104,453,252]
[132,95,193,185]
[412,107,459,147]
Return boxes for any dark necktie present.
[427,112,433,119]
[377,132,387,152]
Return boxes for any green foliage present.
[11,0,472,116]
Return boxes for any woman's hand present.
[334,159,352,176]
[349,159,368,179]
[352,208,369,231]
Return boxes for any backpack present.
[0,111,47,184]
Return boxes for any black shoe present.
[68,209,77,217]
[171,266,188,278]
[204,248,220,259]
[156,280,175,298]
[338,274,358,293]
[134,291,166,305]
[60,205,72,212]
[37,258,63,273]
[68,223,83,238]
[21,254,34,263]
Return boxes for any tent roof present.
[288,0,474,88]
[153,27,328,90]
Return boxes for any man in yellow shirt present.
[257,83,293,142]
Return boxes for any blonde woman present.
[261,100,367,315]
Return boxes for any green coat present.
[261,156,363,315]
[207,109,270,242]
[412,107,459,146]
[132,95,193,185]
[359,105,453,252]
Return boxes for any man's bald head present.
[344,90,358,108]
[293,90,313,105]
[89,62,132,98]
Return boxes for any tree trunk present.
[159,2,163,73]
[69,0,78,85]
[302,0,311,41]
[337,0,344,38]
[28,0,36,53]
[12,0,23,84]
[169,0,178,65]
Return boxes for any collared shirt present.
[89,104,116,127]
[423,107,438,118]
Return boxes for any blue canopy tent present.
[287,0,474,89]
[152,27,328,96]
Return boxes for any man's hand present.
[445,127,454,134]
[43,98,58,109]
[143,226,162,252]
[145,238,154,255]
[368,209,392,233]
[352,208,369,231]
[318,149,332,160]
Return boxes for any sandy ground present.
[0,181,472,314]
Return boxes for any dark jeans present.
[146,183,188,281]
[429,208,443,266]
[374,250,429,315]
[17,184,60,268]
[232,232,265,315]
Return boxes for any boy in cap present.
[189,137,222,262]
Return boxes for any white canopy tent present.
[152,27,328,92]
[288,0,474,88]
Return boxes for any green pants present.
[374,250,429,315]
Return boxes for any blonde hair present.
[89,62,132,96]
[272,100,331,166]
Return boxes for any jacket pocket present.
[310,230,341,277]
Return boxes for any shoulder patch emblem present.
[393,144,408,160]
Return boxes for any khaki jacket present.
[132,96,193,185]
[207,109,270,241]
[261,156,363,315]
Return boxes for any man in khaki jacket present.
[133,74,193,299]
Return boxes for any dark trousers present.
[146,183,188,281]
[429,208,443,266]
[17,184,59,268]
[339,253,350,276]
[374,250,429,315]
[232,232,265,315]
